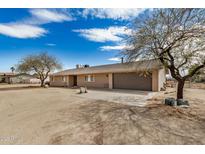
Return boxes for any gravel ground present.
[0,85,204,144]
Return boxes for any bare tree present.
[123,9,205,99]
[16,52,62,87]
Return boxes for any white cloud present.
[0,9,74,39]
[0,23,47,39]
[73,26,131,42]
[46,43,56,46]
[82,8,144,20]
[100,45,126,51]
[28,9,74,24]
[107,57,121,61]
[100,44,134,51]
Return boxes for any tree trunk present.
[177,80,185,99]
[40,79,45,87]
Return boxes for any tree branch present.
[177,57,188,69]
[184,62,205,79]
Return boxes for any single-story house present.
[49,60,166,91]
[0,72,15,84]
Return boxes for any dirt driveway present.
[0,86,205,144]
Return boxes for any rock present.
[44,84,49,88]
[160,87,166,91]
[79,87,83,93]
[79,87,88,94]
[165,98,177,106]
[177,99,189,106]
[179,105,190,108]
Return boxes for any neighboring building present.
[10,73,41,84]
[0,73,49,84]
[49,60,166,92]
[0,72,15,84]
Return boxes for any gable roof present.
[51,59,163,76]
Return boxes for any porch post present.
[152,70,159,91]
[108,73,113,89]
[66,75,69,87]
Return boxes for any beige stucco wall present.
[50,81,67,87]
[151,68,166,92]
[50,76,68,87]
[77,73,109,88]
[51,76,63,82]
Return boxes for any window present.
[85,75,95,82]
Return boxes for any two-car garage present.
[113,72,152,91]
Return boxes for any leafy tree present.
[16,52,62,87]
[123,9,205,99]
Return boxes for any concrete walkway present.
[75,89,156,106]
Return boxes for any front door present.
[73,75,77,86]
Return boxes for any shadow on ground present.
[48,100,205,145]
[0,86,40,91]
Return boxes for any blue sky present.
[0,8,145,72]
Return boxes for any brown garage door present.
[113,72,152,91]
